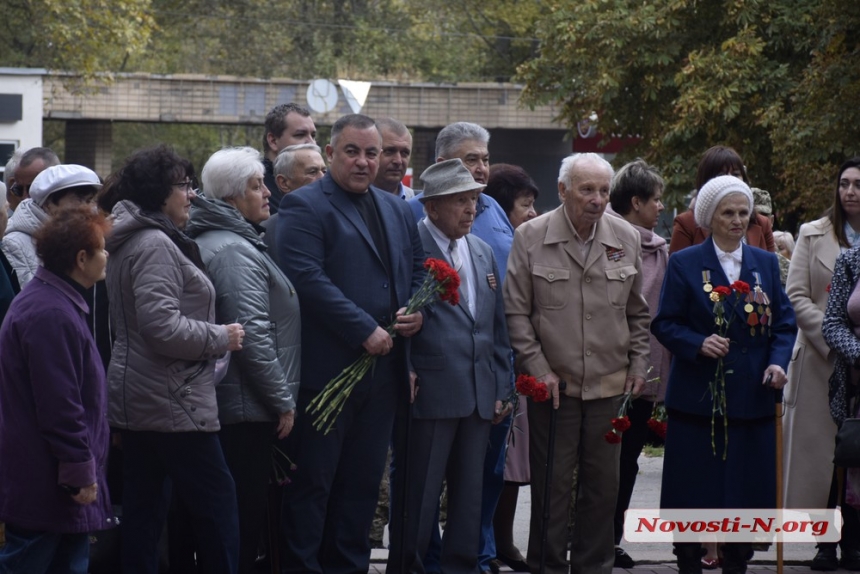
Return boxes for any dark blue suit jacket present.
[277,173,426,392]
[651,237,797,419]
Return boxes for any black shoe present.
[614,547,635,569]
[811,545,838,571]
[488,560,501,574]
[841,548,860,571]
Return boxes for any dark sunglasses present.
[9,182,28,198]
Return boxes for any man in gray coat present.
[387,159,513,574]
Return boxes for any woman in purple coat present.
[0,206,114,573]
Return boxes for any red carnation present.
[731,280,750,294]
[425,258,460,306]
[611,416,631,432]
[604,430,622,444]
[827,283,832,293]
[515,374,550,402]
[713,285,732,297]
[515,374,537,395]
[531,384,550,402]
[647,418,668,439]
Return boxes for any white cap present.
[694,175,753,229]
[29,164,102,207]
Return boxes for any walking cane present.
[398,378,415,574]
[772,375,784,574]
[539,380,566,574]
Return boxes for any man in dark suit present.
[388,159,512,574]
[278,114,426,574]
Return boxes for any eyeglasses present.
[171,177,199,193]
[8,182,29,198]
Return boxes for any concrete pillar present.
[64,120,113,177]
[411,128,439,185]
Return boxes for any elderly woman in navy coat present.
[651,175,796,574]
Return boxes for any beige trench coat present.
[503,207,651,397]
[782,217,840,508]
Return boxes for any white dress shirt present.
[425,219,476,316]
[714,242,743,283]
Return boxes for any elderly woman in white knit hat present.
[650,175,797,574]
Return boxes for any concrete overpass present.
[3,69,577,205]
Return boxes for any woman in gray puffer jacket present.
[100,145,245,574]
[186,146,300,574]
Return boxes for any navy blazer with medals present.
[410,220,512,421]
[278,172,426,392]
[651,236,797,419]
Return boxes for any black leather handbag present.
[835,419,860,468]
[833,397,860,468]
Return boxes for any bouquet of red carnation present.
[515,373,550,403]
[647,402,667,439]
[708,280,750,459]
[604,388,634,444]
[308,258,461,434]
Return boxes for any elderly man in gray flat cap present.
[387,158,513,574]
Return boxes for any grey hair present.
[435,122,490,159]
[201,147,264,200]
[330,114,377,149]
[274,143,323,178]
[4,148,24,184]
[18,147,60,171]
[558,153,614,187]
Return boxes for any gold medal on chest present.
[702,270,713,293]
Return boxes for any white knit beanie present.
[694,175,753,229]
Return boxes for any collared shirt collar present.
[424,217,453,256]
[562,207,597,258]
[713,242,743,283]
[424,218,476,315]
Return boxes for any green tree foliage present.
[1,0,547,181]
[118,0,541,82]
[2,0,542,82]
[518,0,860,228]
[0,0,155,81]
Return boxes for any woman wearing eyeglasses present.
[99,145,245,574]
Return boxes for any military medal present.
[606,246,625,261]
[748,272,772,335]
[702,270,713,293]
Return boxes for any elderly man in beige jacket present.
[503,152,651,574]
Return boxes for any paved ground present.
[368,566,846,573]
[370,453,844,572]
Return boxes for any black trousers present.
[219,422,275,574]
[121,430,239,574]
[280,355,401,574]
